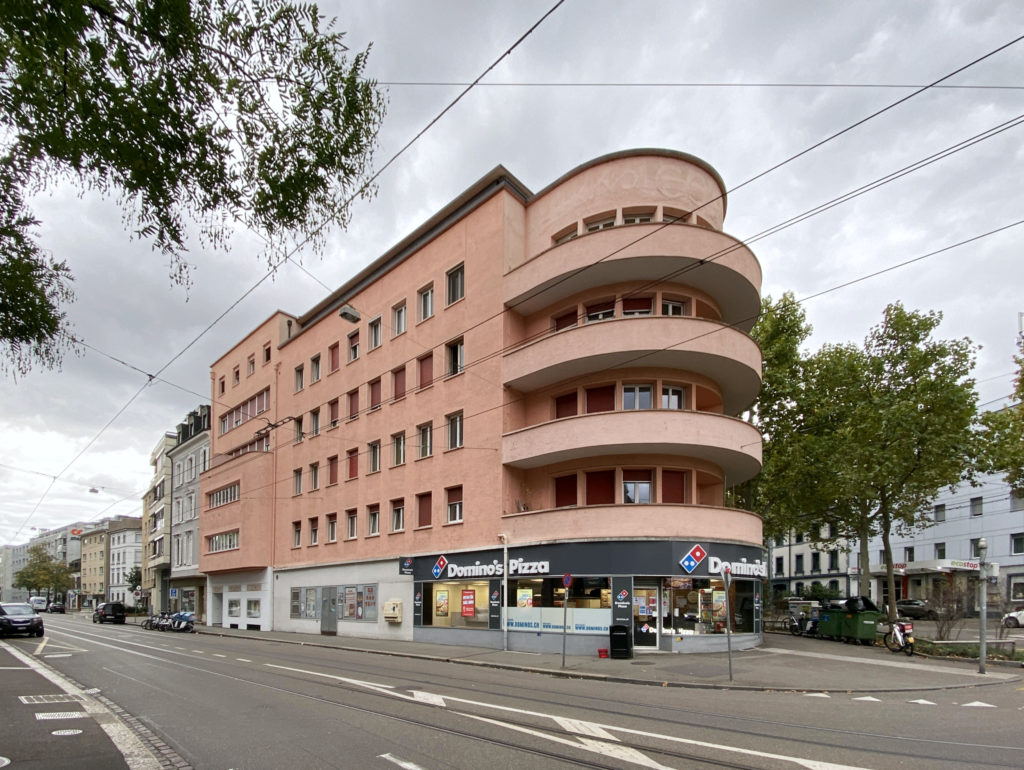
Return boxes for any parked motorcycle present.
[156,611,173,631]
[883,620,914,656]
[169,611,195,633]
[789,612,819,637]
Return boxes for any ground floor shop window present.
[290,587,321,619]
[505,577,611,634]
[341,584,377,621]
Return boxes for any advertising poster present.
[461,589,476,617]
[435,590,449,617]
[517,588,533,607]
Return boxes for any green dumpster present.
[817,606,843,640]
[838,596,882,645]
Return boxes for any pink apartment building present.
[200,149,764,654]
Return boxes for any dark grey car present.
[0,602,45,637]
[92,602,126,624]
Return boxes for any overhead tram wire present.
[378,80,1024,91]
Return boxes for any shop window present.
[585,470,615,505]
[662,470,688,503]
[290,588,321,619]
[554,474,577,507]
[393,365,406,400]
[369,378,381,410]
[622,470,652,504]
[554,309,577,330]
[585,385,615,413]
[418,352,433,389]
[417,492,432,527]
[623,384,653,410]
[622,297,653,316]
[446,263,465,305]
[555,392,577,418]
[446,486,463,523]
[585,300,615,322]
[340,584,377,621]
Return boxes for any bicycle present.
[883,620,915,656]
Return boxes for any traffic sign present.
[562,573,573,588]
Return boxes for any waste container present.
[816,604,844,640]
[609,624,632,659]
[838,596,882,645]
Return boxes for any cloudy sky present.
[3,0,1022,545]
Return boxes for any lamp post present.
[977,537,988,675]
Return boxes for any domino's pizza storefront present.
[406,540,765,654]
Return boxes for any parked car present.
[47,602,65,614]
[92,602,126,624]
[895,598,941,620]
[0,602,45,637]
[1002,608,1024,628]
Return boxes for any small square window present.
[446,486,463,524]
[446,264,465,305]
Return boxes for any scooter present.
[883,620,914,656]
[789,612,819,637]
[169,611,195,633]
[156,611,173,631]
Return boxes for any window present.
[970,538,982,558]
[622,470,652,504]
[346,510,357,539]
[811,552,821,572]
[446,486,463,523]
[446,264,465,305]
[623,384,652,410]
[309,517,319,546]
[585,470,615,505]
[418,422,433,458]
[662,299,687,316]
[368,505,380,536]
[417,492,432,527]
[1012,491,1024,512]
[775,556,784,576]
[263,343,271,364]
[392,432,405,466]
[904,547,915,563]
[327,514,337,543]
[391,499,405,532]
[795,554,805,575]
[971,496,983,516]
[585,300,614,322]
[328,455,338,485]
[555,392,577,418]
[232,366,239,385]
[933,503,946,522]
[585,384,615,413]
[346,448,358,479]
[293,521,301,547]
[329,342,340,372]
[294,416,304,443]
[247,355,255,375]
[368,317,382,350]
[293,469,303,495]
[418,284,434,321]
[553,225,578,245]
[554,309,578,330]
[1012,533,1024,556]
[446,338,464,376]
[309,462,320,490]
[828,550,839,570]
[294,365,304,391]
[622,210,653,224]
[662,470,688,503]
[347,389,359,419]
[310,408,320,436]
[329,399,340,427]
[200,448,208,472]
[187,456,195,481]
[392,366,406,400]
[795,532,804,543]
[369,378,381,410]
[662,386,686,410]
[310,355,321,383]
[208,530,239,553]
[585,215,615,232]
[935,542,946,559]
[392,302,407,336]
[622,297,653,316]
[208,483,239,509]
[368,441,381,473]
[348,330,359,361]
[218,376,225,395]
[418,353,433,388]
[447,411,463,449]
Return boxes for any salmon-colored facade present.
[200,149,765,654]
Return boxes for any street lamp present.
[977,537,988,675]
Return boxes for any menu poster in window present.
[517,588,533,608]
[461,589,476,617]
[345,586,357,618]
[435,590,449,617]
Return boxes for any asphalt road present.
[6,616,1024,769]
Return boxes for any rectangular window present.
[622,384,653,410]
[418,353,433,388]
[970,538,982,558]
[310,408,320,436]
[348,389,359,419]
[446,264,465,305]
[218,376,225,395]
[932,542,945,559]
[586,216,615,232]
[347,448,358,479]
[811,552,821,572]
[662,386,686,410]
[309,462,319,490]
[294,416,304,443]
[622,297,653,316]
[828,550,839,570]
[368,505,380,536]
[1012,491,1024,512]
[263,343,272,364]
[418,285,434,321]
[1012,533,1024,555]
[329,398,340,427]
[554,309,577,331]
[585,385,616,413]
[555,392,578,418]
[661,470,688,503]
[447,411,463,449]
[327,513,337,543]
[795,554,804,574]
[208,483,240,509]
[293,521,301,548]
[585,300,615,322]
[309,517,319,546]
[368,317,382,350]
[392,365,406,400]
[328,455,339,485]
[247,355,255,375]
[585,470,615,505]
[554,474,577,507]
[622,469,652,504]
[446,338,464,376]
[775,556,784,576]
[622,211,653,224]
[369,378,382,410]
[417,492,432,527]
[904,547,915,562]
[446,486,463,523]
[662,299,687,316]
[208,530,239,553]
[346,510,357,539]
[294,365,304,391]
[329,342,340,372]
[391,499,405,532]
[392,302,407,336]
[970,496,983,516]
[232,366,239,385]
[418,422,433,458]
[348,330,359,361]
[293,469,303,495]
[368,441,381,473]
[933,503,946,522]
[392,432,406,466]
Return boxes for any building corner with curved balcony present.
[200,148,764,654]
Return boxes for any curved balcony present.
[502,410,762,484]
[506,223,761,327]
[503,317,761,414]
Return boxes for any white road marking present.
[213,654,227,658]
[379,754,428,769]
[763,647,1017,679]
[555,717,619,740]
[34,636,50,655]
[43,654,72,659]
[852,696,881,702]
[236,658,252,663]
[804,693,831,698]
[36,711,87,720]
[962,701,996,708]
[907,699,936,705]
[410,690,446,707]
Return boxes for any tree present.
[0,0,386,377]
[767,304,980,618]
[13,543,73,598]
[125,566,142,592]
[980,343,1024,493]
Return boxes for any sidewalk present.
[193,624,1022,693]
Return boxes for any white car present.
[1002,609,1024,628]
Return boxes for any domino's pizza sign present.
[432,555,448,579]
[679,544,708,574]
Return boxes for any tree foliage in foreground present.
[979,343,1024,494]
[0,0,386,377]
[13,543,73,597]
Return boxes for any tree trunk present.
[857,520,872,596]
[880,507,897,622]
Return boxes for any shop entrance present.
[633,583,660,647]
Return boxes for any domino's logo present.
[679,544,708,574]
[616,589,629,602]
[432,555,448,579]
[491,590,499,601]
[402,557,413,570]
